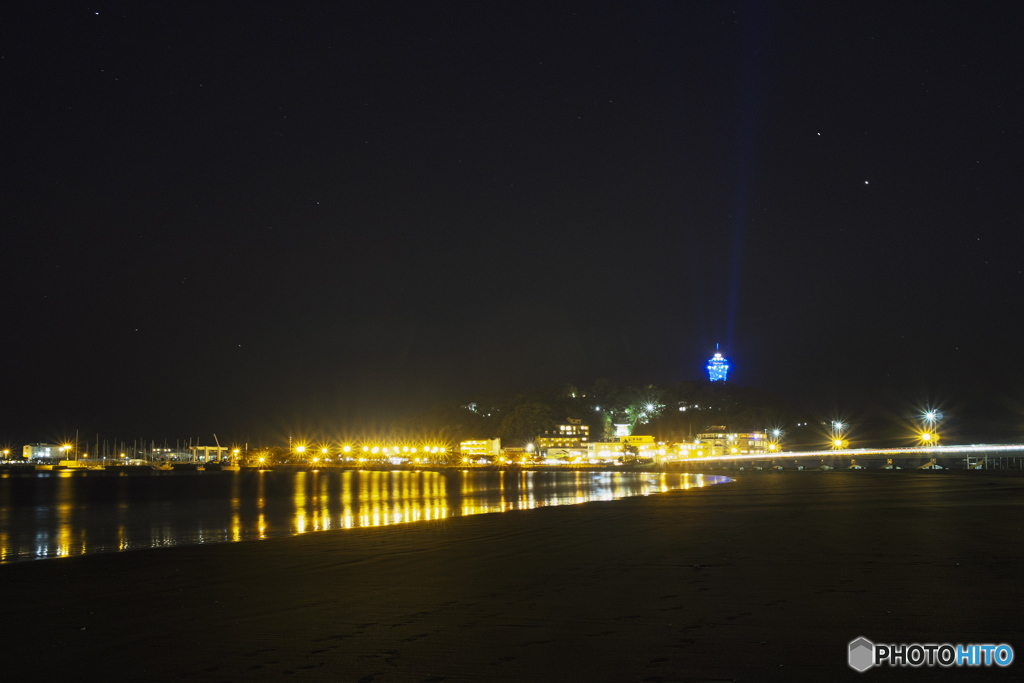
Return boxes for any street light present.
[829,422,848,450]
[917,408,943,448]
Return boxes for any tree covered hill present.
[393,380,802,446]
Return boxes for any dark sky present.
[3,2,1023,444]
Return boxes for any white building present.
[586,435,662,462]
[460,439,501,458]
[695,428,768,457]
[23,443,59,460]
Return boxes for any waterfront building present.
[190,445,230,462]
[620,435,656,449]
[706,344,730,382]
[695,427,767,457]
[22,443,60,460]
[537,417,590,455]
[162,451,194,461]
[586,435,660,462]
[621,435,660,460]
[500,446,528,462]
[670,441,703,459]
[460,439,501,458]
[587,441,626,461]
[544,447,588,461]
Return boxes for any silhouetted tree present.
[497,402,555,444]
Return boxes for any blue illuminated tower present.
[706,344,729,382]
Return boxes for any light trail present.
[684,443,1024,463]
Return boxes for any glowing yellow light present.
[371,446,380,454]
[294,445,307,454]
[321,447,329,454]
[343,445,351,453]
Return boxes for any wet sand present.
[6,473,1022,681]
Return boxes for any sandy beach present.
[6,472,1021,681]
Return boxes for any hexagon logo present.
[848,637,875,672]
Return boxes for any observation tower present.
[706,344,730,382]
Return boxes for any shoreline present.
[6,473,1021,681]
[4,462,1023,475]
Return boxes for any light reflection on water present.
[0,470,729,563]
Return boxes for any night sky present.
[3,2,1023,444]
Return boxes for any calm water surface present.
[0,469,729,563]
